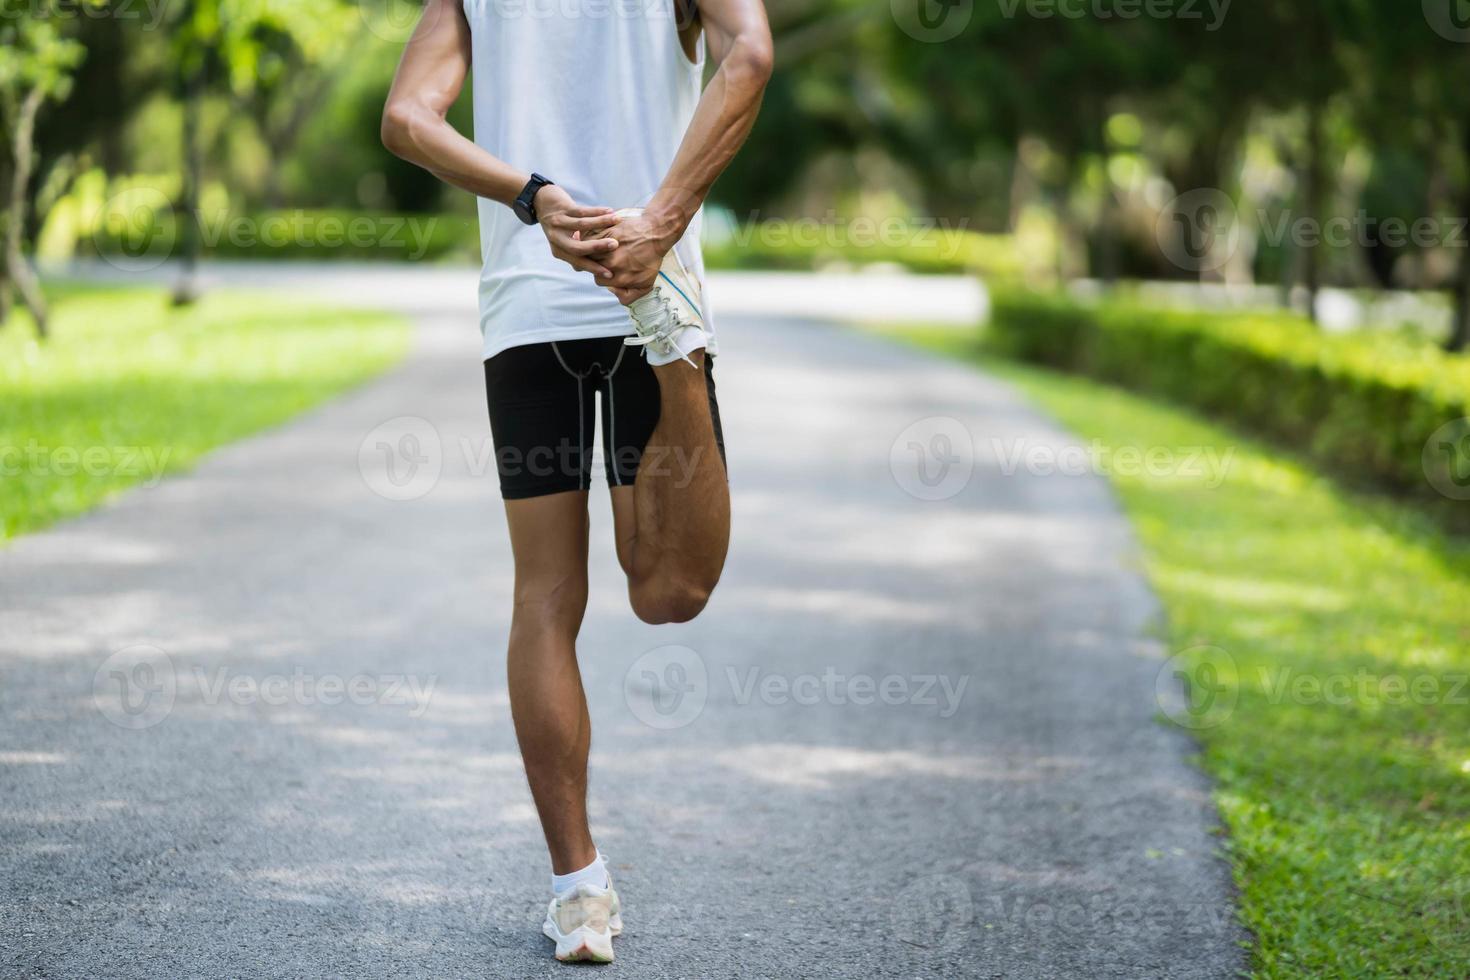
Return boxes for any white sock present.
[552,852,609,897]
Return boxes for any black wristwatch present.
[512,173,554,225]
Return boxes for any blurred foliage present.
[0,1,89,332]
[4,0,1470,341]
[0,5,86,94]
[70,176,482,263]
[987,287,1470,524]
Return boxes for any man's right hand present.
[535,185,622,280]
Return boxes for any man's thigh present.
[599,352,727,489]
[484,341,597,500]
[504,490,591,610]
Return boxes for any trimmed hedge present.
[84,208,482,264]
[987,289,1470,510]
[702,226,1029,277]
[83,204,1030,277]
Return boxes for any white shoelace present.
[625,292,699,367]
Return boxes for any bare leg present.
[504,490,598,874]
[612,351,731,625]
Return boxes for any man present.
[381,0,772,963]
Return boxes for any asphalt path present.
[1,269,1245,977]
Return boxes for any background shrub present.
[987,289,1470,517]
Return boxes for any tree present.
[164,0,364,304]
[0,7,85,337]
[880,2,1191,267]
[1344,0,1470,350]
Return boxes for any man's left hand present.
[596,209,684,305]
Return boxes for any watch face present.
[513,197,535,225]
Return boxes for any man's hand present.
[587,0,769,303]
[536,184,622,280]
[596,208,686,305]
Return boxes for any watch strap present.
[514,173,554,225]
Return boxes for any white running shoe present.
[611,207,708,368]
[542,882,624,963]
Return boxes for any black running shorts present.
[482,337,726,500]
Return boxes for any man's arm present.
[380,0,620,277]
[601,0,774,302]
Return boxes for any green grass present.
[1,285,411,541]
[878,325,1470,977]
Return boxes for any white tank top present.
[462,0,715,361]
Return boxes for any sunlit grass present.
[1,285,410,541]
[878,324,1470,977]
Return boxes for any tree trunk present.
[259,63,348,209]
[6,86,49,338]
[1450,247,1470,353]
[772,6,871,67]
[1097,207,1119,284]
[172,65,204,307]
[1051,158,1084,282]
[1302,98,1325,324]
[1007,140,1032,234]
[1446,126,1470,353]
[1277,226,1294,310]
[1269,131,1296,310]
[0,189,10,328]
[0,237,10,329]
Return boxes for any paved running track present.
[1,269,1246,978]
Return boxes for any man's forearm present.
[382,0,621,278]
[381,102,528,205]
[645,31,774,244]
[379,0,530,206]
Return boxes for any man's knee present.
[630,577,712,625]
[513,574,589,631]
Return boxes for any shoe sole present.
[543,913,623,964]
